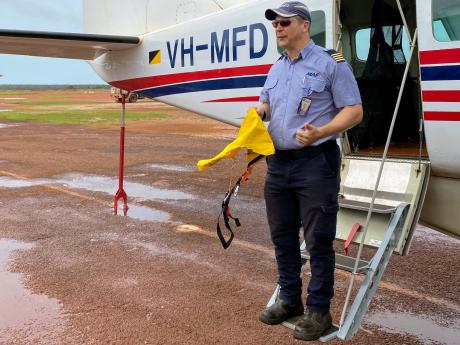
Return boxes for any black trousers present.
[264,141,340,314]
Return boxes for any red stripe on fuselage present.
[110,64,272,91]
[420,48,460,65]
[205,96,260,103]
[424,111,460,121]
[422,90,460,102]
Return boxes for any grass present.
[0,91,27,97]
[0,109,170,125]
[9,100,102,106]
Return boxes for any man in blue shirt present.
[257,1,363,341]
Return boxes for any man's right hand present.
[256,103,270,121]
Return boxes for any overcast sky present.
[0,0,104,85]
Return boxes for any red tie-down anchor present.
[114,91,129,216]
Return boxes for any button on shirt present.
[259,41,362,150]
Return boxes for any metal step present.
[281,317,338,343]
[301,252,369,273]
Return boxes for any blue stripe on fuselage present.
[138,75,267,98]
[421,65,460,81]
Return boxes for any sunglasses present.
[271,19,294,28]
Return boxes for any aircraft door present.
[416,0,460,237]
[416,0,460,178]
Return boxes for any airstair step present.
[301,253,369,273]
[339,199,397,214]
[280,315,339,342]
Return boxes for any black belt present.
[274,140,337,160]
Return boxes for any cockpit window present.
[310,10,326,48]
[432,0,460,42]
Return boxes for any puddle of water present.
[0,97,26,100]
[366,311,460,345]
[0,110,12,113]
[0,239,63,335]
[0,123,16,128]
[0,176,50,188]
[56,173,193,201]
[0,160,7,164]
[0,173,192,201]
[144,163,195,172]
[0,173,191,223]
[119,204,170,222]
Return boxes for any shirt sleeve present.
[259,75,272,104]
[259,63,280,104]
[330,61,362,109]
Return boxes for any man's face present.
[272,15,309,50]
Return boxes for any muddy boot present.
[293,309,332,341]
[259,299,304,325]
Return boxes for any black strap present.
[216,154,264,249]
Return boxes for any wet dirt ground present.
[0,90,459,345]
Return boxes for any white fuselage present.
[83,0,460,237]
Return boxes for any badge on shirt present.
[298,97,311,116]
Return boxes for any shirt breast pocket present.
[302,77,326,98]
[265,77,278,101]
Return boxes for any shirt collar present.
[299,40,315,59]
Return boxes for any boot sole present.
[259,310,304,325]
[293,325,332,341]
[293,331,323,341]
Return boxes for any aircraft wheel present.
[128,94,138,103]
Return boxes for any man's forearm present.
[318,104,363,139]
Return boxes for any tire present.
[128,94,138,103]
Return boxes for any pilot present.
[257,1,363,341]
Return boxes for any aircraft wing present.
[0,29,140,60]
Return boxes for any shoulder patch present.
[324,49,346,63]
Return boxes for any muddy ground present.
[0,90,459,345]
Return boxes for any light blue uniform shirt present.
[259,41,362,150]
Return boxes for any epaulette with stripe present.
[324,49,346,63]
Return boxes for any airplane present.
[0,0,459,341]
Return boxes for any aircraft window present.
[355,27,410,63]
[310,11,326,48]
[432,0,460,41]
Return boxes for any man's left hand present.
[296,123,322,146]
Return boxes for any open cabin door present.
[335,0,430,255]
